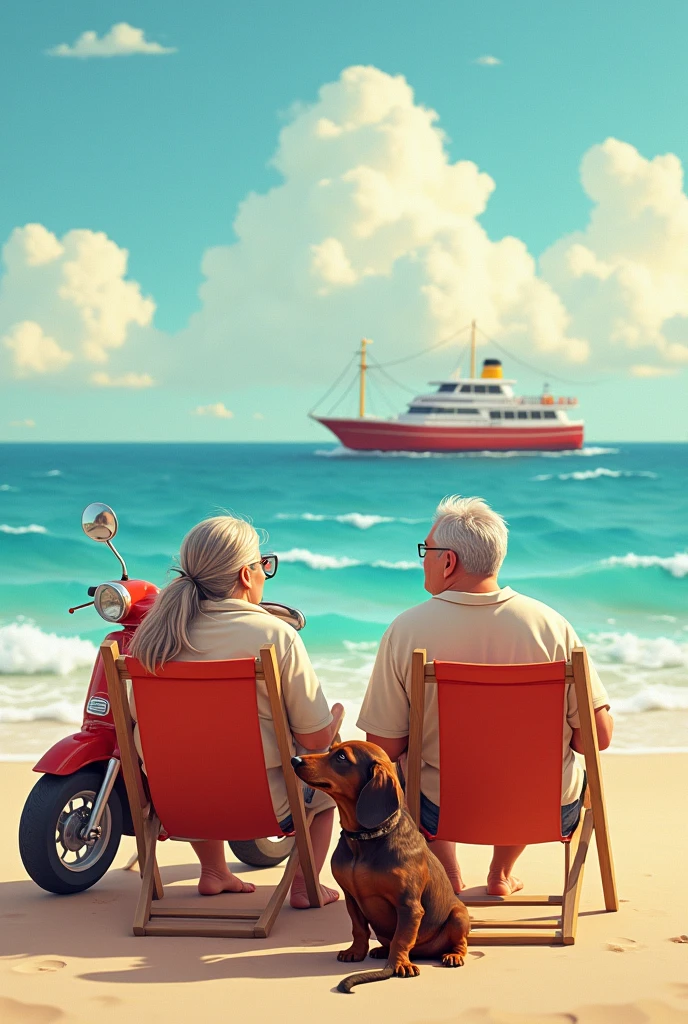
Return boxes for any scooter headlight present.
[94,582,131,623]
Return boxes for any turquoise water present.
[1,442,687,755]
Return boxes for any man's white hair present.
[432,495,508,576]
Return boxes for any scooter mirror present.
[82,503,119,543]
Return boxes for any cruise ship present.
[313,331,584,453]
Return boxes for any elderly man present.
[357,495,613,896]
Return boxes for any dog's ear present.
[356,763,400,830]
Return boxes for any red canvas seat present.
[406,647,618,945]
[102,641,324,939]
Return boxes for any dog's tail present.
[337,966,394,993]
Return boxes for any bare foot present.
[290,882,339,909]
[445,870,466,894]
[198,870,256,896]
[486,874,523,897]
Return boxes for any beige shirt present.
[356,587,610,806]
[132,599,333,822]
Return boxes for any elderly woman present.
[129,515,342,908]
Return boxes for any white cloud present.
[3,321,73,376]
[540,138,688,371]
[0,224,155,377]
[179,65,588,386]
[46,23,176,59]
[91,372,155,388]
[629,364,679,378]
[474,55,502,66]
[193,403,233,419]
[9,419,36,428]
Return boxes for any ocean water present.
[1,441,687,759]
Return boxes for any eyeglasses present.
[417,543,453,559]
[249,553,279,579]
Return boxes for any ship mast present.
[470,319,477,379]
[359,337,372,417]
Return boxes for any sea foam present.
[316,446,619,460]
[588,631,688,670]
[0,622,97,675]
[276,548,421,570]
[602,552,688,579]
[275,512,424,529]
[0,524,48,535]
[534,467,658,482]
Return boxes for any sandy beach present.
[1,753,686,1024]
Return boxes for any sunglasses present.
[249,553,278,579]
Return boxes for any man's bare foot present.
[198,869,256,896]
[486,873,523,897]
[445,869,466,894]
[290,882,339,909]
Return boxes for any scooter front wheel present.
[228,836,295,867]
[19,770,123,894]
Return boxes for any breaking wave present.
[587,631,688,670]
[275,512,424,529]
[0,524,48,535]
[0,622,97,675]
[534,467,658,482]
[602,552,688,579]
[276,548,422,571]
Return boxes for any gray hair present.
[432,495,508,576]
[129,515,260,672]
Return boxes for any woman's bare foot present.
[289,881,339,909]
[445,869,466,895]
[198,869,256,896]
[486,873,523,897]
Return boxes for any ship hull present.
[315,417,584,452]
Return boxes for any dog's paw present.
[368,946,389,960]
[337,947,368,963]
[442,952,465,967]
[392,959,421,978]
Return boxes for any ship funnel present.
[481,359,503,379]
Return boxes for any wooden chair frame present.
[406,646,618,945]
[102,640,325,938]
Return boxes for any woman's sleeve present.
[278,631,333,735]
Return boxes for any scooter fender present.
[33,728,117,776]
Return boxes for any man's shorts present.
[397,766,587,839]
[278,783,333,834]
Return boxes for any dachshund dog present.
[292,740,470,993]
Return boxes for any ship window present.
[543,410,557,420]
[408,406,427,414]
[504,411,515,419]
[531,410,542,419]
[459,384,472,393]
[487,385,502,394]
[474,385,486,394]
[490,410,502,420]
[456,407,478,414]
[517,411,528,419]
[438,384,457,393]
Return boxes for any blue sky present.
[1,1,688,441]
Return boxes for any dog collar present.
[341,809,402,841]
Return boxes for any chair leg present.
[254,844,301,938]
[561,806,594,944]
[133,814,162,936]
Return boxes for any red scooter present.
[18,502,301,894]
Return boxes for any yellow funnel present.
[481,359,503,379]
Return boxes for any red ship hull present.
[316,417,584,452]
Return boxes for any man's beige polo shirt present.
[132,598,333,822]
[356,587,610,806]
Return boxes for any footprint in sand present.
[669,935,688,944]
[0,996,63,1023]
[11,959,67,974]
[605,936,643,953]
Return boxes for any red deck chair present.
[405,647,618,945]
[101,640,325,938]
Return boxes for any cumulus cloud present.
[193,403,233,419]
[0,224,155,377]
[46,23,176,59]
[180,65,588,386]
[541,138,688,371]
[3,321,73,376]
[9,419,36,428]
[474,55,502,66]
[629,364,679,378]
[91,372,155,388]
